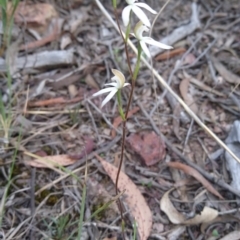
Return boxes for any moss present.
[35,189,61,206]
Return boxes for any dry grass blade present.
[94,0,240,165]
[95,154,152,240]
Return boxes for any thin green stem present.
[133,220,137,240]
[133,43,142,80]
[117,90,125,121]
[112,0,117,9]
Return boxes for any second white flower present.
[133,21,173,58]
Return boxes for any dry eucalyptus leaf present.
[160,189,218,225]
[160,188,185,224]
[96,155,152,240]
[167,162,224,199]
[179,78,198,114]
[211,56,240,84]
[184,206,218,225]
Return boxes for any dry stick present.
[94,0,240,165]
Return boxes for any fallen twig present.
[0,50,75,72]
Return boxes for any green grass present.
[0,0,19,229]
[0,0,19,49]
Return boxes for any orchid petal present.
[104,83,118,87]
[126,0,136,4]
[92,87,115,97]
[134,21,149,39]
[123,83,131,87]
[101,88,118,108]
[111,69,126,88]
[140,40,151,58]
[131,5,151,27]
[143,37,173,49]
[134,3,157,14]
[122,5,132,26]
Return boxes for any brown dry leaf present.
[155,47,186,61]
[95,155,152,240]
[24,154,77,168]
[160,189,218,225]
[211,55,240,84]
[167,162,224,199]
[179,78,198,114]
[14,2,58,33]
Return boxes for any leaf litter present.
[1,0,240,239]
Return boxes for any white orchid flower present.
[93,69,130,108]
[122,0,157,27]
[133,21,173,58]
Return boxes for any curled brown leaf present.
[167,162,224,199]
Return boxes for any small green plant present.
[141,181,153,188]
[52,214,70,240]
